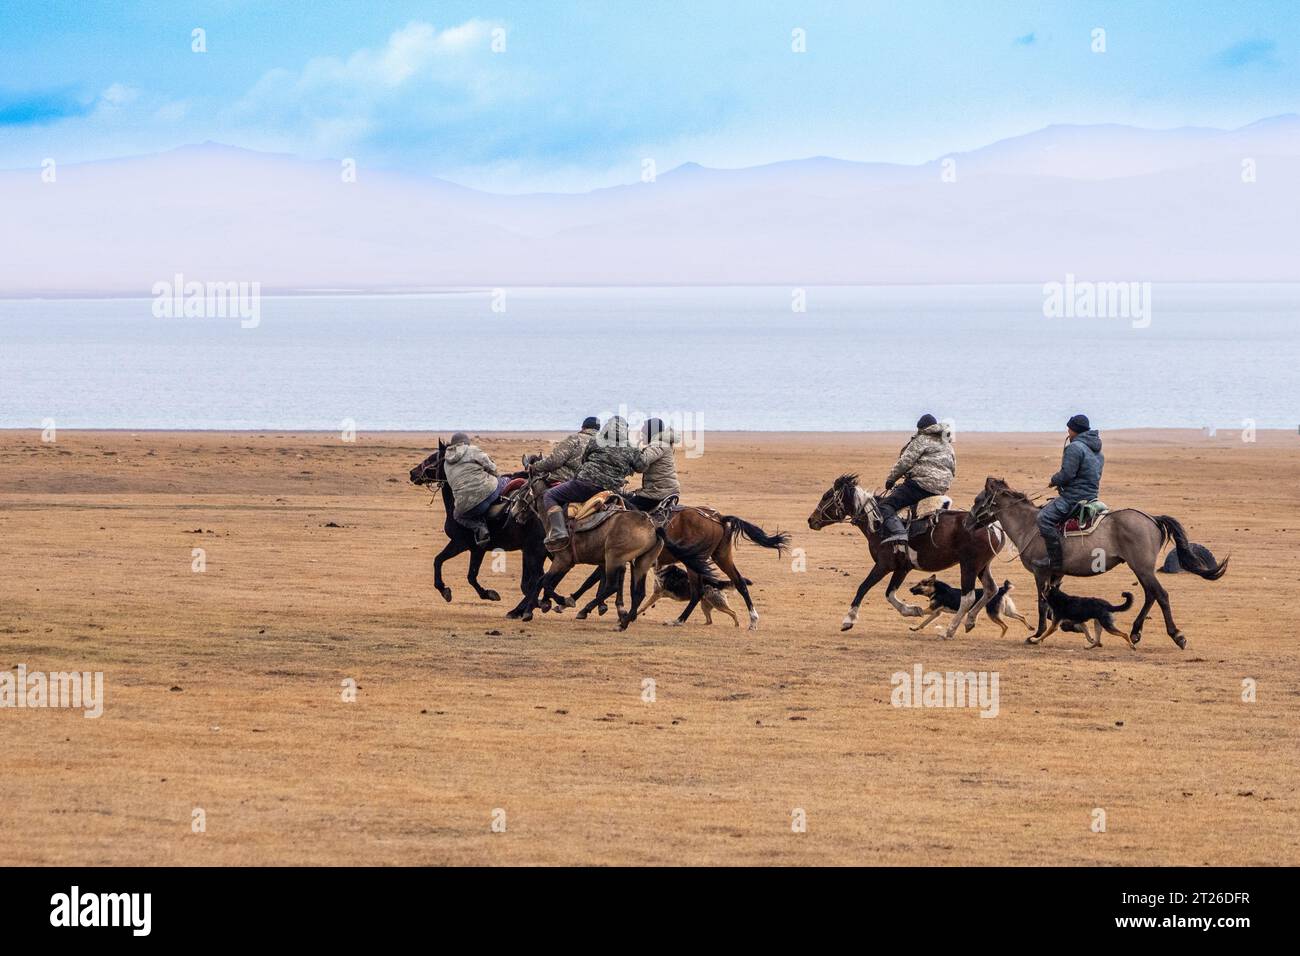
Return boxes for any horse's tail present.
[722,516,790,555]
[655,528,726,588]
[1109,592,1135,613]
[1153,515,1229,580]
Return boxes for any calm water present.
[3,285,1298,431]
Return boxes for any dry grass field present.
[1,429,1296,865]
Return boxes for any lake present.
[3,284,1297,431]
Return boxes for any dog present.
[907,575,1030,636]
[643,565,748,626]
[1037,586,1134,648]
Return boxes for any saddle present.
[565,490,627,533]
[1061,499,1109,536]
[865,494,951,537]
[485,476,531,519]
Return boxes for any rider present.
[630,417,680,512]
[878,414,956,558]
[530,416,600,482]
[444,432,508,546]
[539,415,641,549]
[1034,414,1104,573]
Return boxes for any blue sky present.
[1,0,1296,191]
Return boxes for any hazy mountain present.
[4,116,1298,294]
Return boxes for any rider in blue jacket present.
[1035,414,1104,573]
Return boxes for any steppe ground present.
[1,429,1296,865]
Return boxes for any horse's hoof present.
[747,622,758,632]
[1024,637,1039,645]
[908,625,922,632]
[482,590,501,602]
[575,610,588,621]
[840,622,854,632]
[1173,632,1187,650]
[438,587,453,602]
[505,609,521,620]
[1130,630,1142,645]
[597,604,609,615]
[562,596,577,608]
[666,619,684,627]
[521,611,533,622]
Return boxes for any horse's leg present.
[570,566,604,610]
[433,539,467,602]
[714,541,759,631]
[940,561,982,640]
[1135,564,1184,648]
[624,549,658,630]
[466,547,500,601]
[843,560,891,631]
[1028,571,1051,642]
[670,570,703,627]
[506,545,542,619]
[883,559,922,617]
[537,553,575,612]
[963,563,997,633]
[575,568,606,620]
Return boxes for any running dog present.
[643,565,749,626]
[907,575,1030,637]
[1037,586,1135,648]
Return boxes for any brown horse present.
[570,507,790,630]
[808,474,1005,636]
[964,477,1228,648]
[512,478,721,629]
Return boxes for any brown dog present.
[643,565,747,626]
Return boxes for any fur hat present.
[449,432,471,446]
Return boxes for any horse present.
[567,506,789,630]
[408,440,548,620]
[511,478,722,629]
[964,476,1228,648]
[808,474,1005,636]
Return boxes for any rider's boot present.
[1032,534,1064,574]
[544,506,569,551]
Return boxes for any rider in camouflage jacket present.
[531,417,599,483]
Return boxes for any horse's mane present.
[988,478,1031,502]
[834,473,858,489]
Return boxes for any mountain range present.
[5,115,1299,294]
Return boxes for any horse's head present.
[808,473,859,530]
[965,476,1014,530]
[510,476,548,525]
[409,439,446,486]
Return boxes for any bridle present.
[811,481,867,529]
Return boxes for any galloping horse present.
[512,478,723,629]
[409,440,547,620]
[569,506,790,630]
[808,474,1004,636]
[964,477,1228,648]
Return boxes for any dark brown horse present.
[569,506,790,629]
[808,474,1004,636]
[964,477,1228,648]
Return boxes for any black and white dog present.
[907,575,1029,636]
[1038,586,1134,648]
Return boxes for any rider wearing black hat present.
[529,416,601,483]
[1034,414,1104,573]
